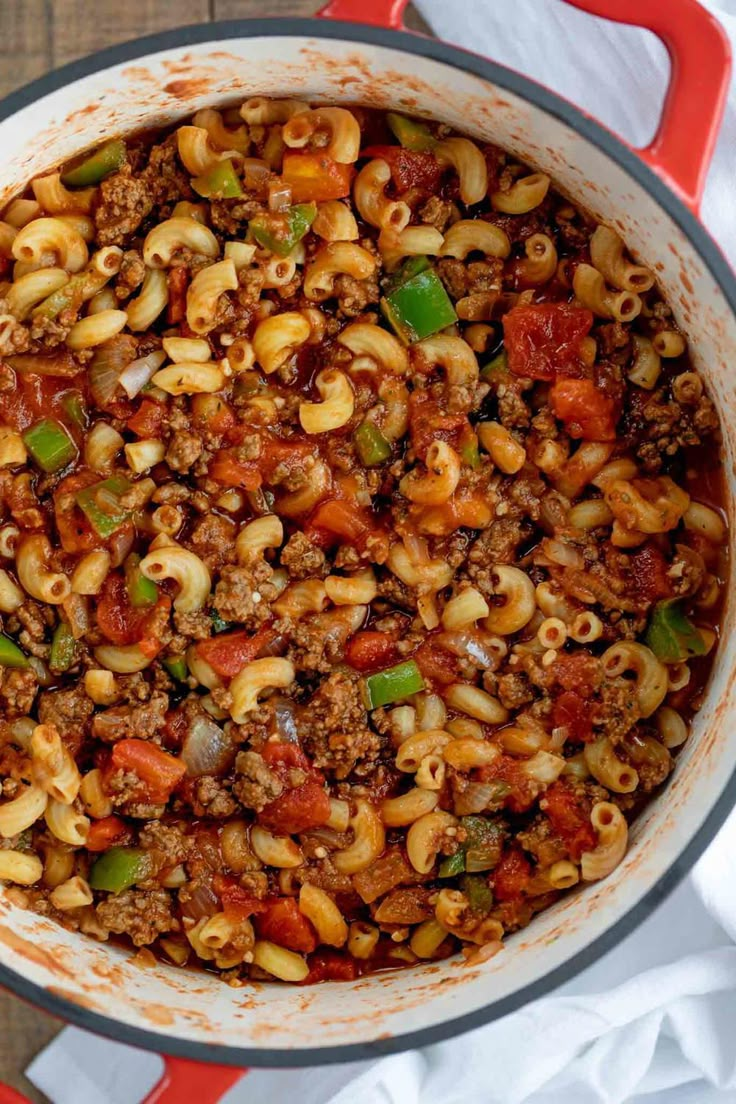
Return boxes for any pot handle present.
[317,0,407,28]
[316,0,731,213]
[0,1086,34,1104]
[141,1056,244,1104]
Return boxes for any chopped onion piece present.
[181,713,236,778]
[88,335,138,406]
[435,631,507,671]
[241,158,270,191]
[268,180,292,212]
[119,350,167,398]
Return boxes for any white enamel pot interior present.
[0,17,735,1068]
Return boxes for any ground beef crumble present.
[96,888,177,946]
[91,691,169,743]
[280,531,327,579]
[0,668,38,718]
[214,561,277,628]
[37,686,93,752]
[299,672,383,780]
[94,164,153,247]
[232,750,284,811]
[165,431,203,473]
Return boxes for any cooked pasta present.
[0,99,723,989]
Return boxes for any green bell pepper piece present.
[461,815,506,872]
[386,112,437,152]
[22,419,77,473]
[0,634,28,669]
[33,266,112,320]
[362,659,425,710]
[75,476,132,538]
[438,850,466,878]
[354,421,392,466]
[480,348,509,384]
[192,158,243,199]
[61,391,87,432]
[438,818,505,877]
[210,608,234,635]
[460,432,480,469]
[62,139,126,187]
[249,203,317,257]
[645,599,707,663]
[49,622,76,673]
[384,255,431,295]
[125,554,158,609]
[459,873,494,914]
[381,258,457,345]
[89,846,152,894]
[484,779,512,810]
[163,655,188,682]
[33,272,84,321]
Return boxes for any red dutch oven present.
[0,1,735,1101]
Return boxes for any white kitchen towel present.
[24,2,736,1103]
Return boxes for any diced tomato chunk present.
[167,266,189,325]
[281,152,354,203]
[552,690,594,743]
[163,708,189,750]
[213,874,268,919]
[478,754,536,814]
[258,433,317,479]
[552,652,601,693]
[627,543,673,605]
[550,378,618,441]
[259,780,331,835]
[127,399,165,439]
[208,449,262,491]
[302,950,359,984]
[415,489,493,536]
[542,781,598,862]
[413,638,458,685]
[97,573,148,646]
[503,302,593,381]
[85,815,129,852]
[196,627,275,679]
[192,398,235,436]
[408,392,469,458]
[305,498,377,549]
[255,896,317,953]
[492,846,532,902]
[53,469,104,554]
[109,738,186,804]
[360,146,443,194]
[3,365,84,432]
[345,631,398,672]
[260,741,311,774]
[137,598,171,659]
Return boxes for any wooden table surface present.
[0,1,429,1100]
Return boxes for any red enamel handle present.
[0,1086,33,1104]
[317,0,732,213]
[0,1059,244,1104]
[141,1056,244,1104]
[317,0,407,28]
